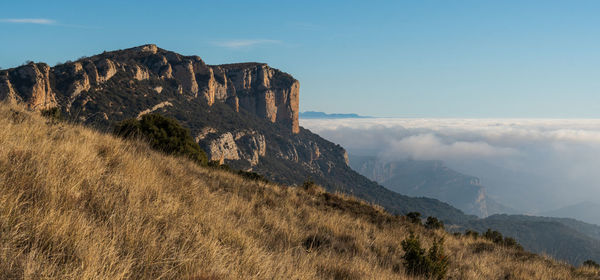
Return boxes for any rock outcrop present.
[0,63,57,110]
[196,128,267,167]
[0,44,299,133]
[207,132,241,164]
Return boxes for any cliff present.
[0,44,299,133]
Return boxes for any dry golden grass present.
[0,103,599,280]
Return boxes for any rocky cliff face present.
[0,45,305,170]
[0,63,57,110]
[0,44,299,133]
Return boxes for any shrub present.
[583,259,600,268]
[401,233,426,275]
[401,233,448,280]
[41,107,64,122]
[426,238,449,279]
[503,237,523,251]
[483,229,523,250]
[405,212,422,225]
[483,229,503,244]
[301,179,324,194]
[114,114,208,165]
[471,241,495,254]
[425,216,444,230]
[465,229,479,238]
[208,160,231,170]
[236,170,268,183]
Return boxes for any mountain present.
[299,111,371,119]
[542,201,600,226]
[3,45,600,265]
[350,155,515,217]
[0,44,469,224]
[464,215,600,265]
[3,104,598,279]
[348,156,600,264]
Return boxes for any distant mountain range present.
[349,155,516,217]
[299,111,371,119]
[348,155,600,264]
[542,201,600,226]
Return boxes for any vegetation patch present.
[401,233,449,280]
[483,229,524,250]
[114,113,208,165]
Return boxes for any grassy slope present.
[0,104,598,280]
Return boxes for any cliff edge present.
[0,44,299,133]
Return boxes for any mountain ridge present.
[1,44,300,132]
[542,201,600,226]
[2,45,600,265]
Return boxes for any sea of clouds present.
[300,118,600,212]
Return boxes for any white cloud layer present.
[212,39,281,49]
[0,18,56,25]
[301,118,600,212]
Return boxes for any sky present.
[2,0,600,117]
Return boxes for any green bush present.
[465,229,479,238]
[583,259,599,268]
[41,107,64,122]
[236,170,269,183]
[484,228,523,250]
[114,114,208,165]
[208,160,231,170]
[405,212,422,225]
[401,233,448,280]
[426,237,449,279]
[502,237,523,250]
[425,216,444,230]
[483,229,504,244]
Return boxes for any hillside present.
[2,45,600,266]
[464,215,600,265]
[2,104,599,279]
[0,44,472,225]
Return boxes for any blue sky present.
[2,0,600,117]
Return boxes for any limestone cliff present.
[0,63,57,110]
[0,44,299,133]
[0,45,308,169]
